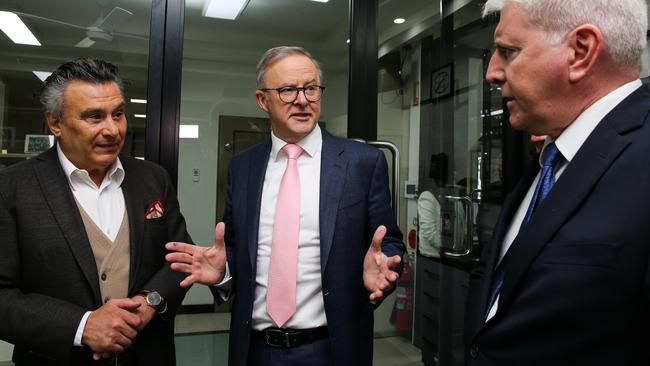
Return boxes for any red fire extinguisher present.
[395,254,414,333]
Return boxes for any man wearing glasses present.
[166,46,405,365]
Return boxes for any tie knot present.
[282,144,303,160]
[541,142,561,168]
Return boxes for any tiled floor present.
[0,313,422,366]
[174,313,422,366]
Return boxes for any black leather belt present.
[254,326,329,348]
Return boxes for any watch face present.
[147,292,162,306]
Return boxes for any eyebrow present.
[279,78,319,88]
[79,102,126,118]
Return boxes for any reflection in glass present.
[0,1,151,162]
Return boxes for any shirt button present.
[469,345,479,359]
[101,273,107,281]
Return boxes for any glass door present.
[415,2,505,366]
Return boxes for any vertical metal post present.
[347,0,378,140]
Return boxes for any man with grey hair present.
[0,57,192,365]
[166,46,405,365]
[465,0,650,364]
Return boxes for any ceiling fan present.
[13,6,147,48]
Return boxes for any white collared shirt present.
[57,144,126,241]
[251,125,327,330]
[486,79,642,321]
[57,143,127,345]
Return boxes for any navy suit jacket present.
[465,85,650,365]
[0,147,191,366]
[221,129,405,366]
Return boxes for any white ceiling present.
[0,0,438,128]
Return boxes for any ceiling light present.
[393,18,406,24]
[180,124,199,139]
[134,114,146,118]
[346,39,350,44]
[32,71,52,82]
[203,0,250,20]
[130,98,147,104]
[0,11,41,46]
[309,0,330,3]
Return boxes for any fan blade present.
[74,37,95,48]
[97,6,132,30]
[112,31,147,41]
[13,11,86,30]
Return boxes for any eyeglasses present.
[259,85,325,103]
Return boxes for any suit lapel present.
[247,141,272,271]
[473,158,539,328]
[493,88,650,319]
[33,148,102,305]
[119,158,145,294]
[319,131,347,271]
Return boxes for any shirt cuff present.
[74,311,92,347]
[213,262,232,301]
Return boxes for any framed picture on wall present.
[24,134,54,154]
[431,63,453,99]
[0,126,15,150]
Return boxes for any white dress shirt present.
[57,144,125,241]
[417,190,442,258]
[57,144,127,345]
[486,79,642,321]
[251,125,327,330]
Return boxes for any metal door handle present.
[352,139,400,223]
[441,195,473,258]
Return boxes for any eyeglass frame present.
[258,85,326,104]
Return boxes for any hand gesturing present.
[165,222,228,287]
[363,225,402,301]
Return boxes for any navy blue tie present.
[485,143,562,320]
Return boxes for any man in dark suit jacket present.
[465,1,650,365]
[166,46,405,365]
[0,58,191,365]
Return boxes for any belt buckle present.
[265,328,292,348]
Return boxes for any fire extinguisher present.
[395,254,414,333]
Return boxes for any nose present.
[101,118,120,137]
[485,52,505,86]
[293,89,309,106]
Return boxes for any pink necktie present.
[267,143,303,327]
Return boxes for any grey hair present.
[40,57,124,120]
[483,0,648,70]
[255,46,323,88]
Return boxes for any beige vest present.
[76,202,131,303]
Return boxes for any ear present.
[567,24,603,83]
[255,90,270,113]
[45,112,62,138]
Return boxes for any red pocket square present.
[145,199,164,219]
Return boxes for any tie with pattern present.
[485,142,562,320]
[267,143,303,327]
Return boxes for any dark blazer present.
[221,129,405,366]
[465,85,650,366]
[0,147,191,366]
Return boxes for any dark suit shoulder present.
[604,83,650,134]
[119,155,169,177]
[230,139,271,165]
[322,129,384,158]
[0,159,35,181]
[0,149,56,198]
